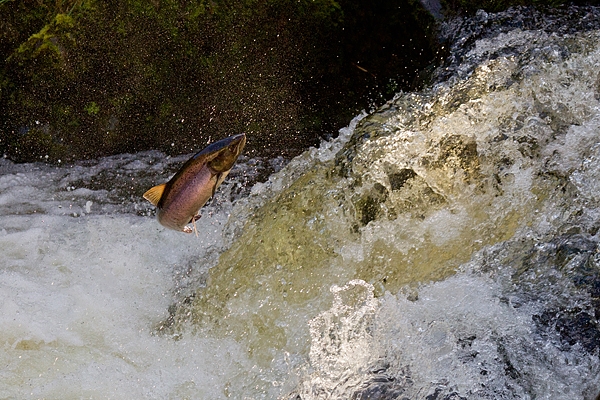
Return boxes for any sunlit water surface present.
[3,6,600,400]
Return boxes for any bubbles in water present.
[292,280,380,399]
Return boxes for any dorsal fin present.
[143,183,167,206]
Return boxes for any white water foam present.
[0,150,258,398]
[0,115,368,398]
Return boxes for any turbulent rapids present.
[2,5,600,399]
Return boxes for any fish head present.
[206,133,246,173]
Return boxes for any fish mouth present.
[227,133,246,157]
[229,133,246,156]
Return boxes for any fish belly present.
[157,168,217,231]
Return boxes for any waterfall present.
[2,5,600,399]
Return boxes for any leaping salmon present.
[143,133,246,235]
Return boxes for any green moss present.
[13,13,74,59]
[159,101,172,118]
[186,2,210,19]
[84,101,99,115]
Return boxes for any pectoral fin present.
[143,183,167,206]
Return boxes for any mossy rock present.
[0,0,441,162]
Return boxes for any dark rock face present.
[0,0,439,163]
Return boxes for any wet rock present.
[1,0,440,163]
[436,5,600,84]
[356,183,389,226]
[350,373,411,400]
[425,388,467,400]
[387,168,417,191]
[422,135,480,182]
[497,234,600,354]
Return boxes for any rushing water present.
[3,6,600,399]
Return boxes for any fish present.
[143,133,246,235]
